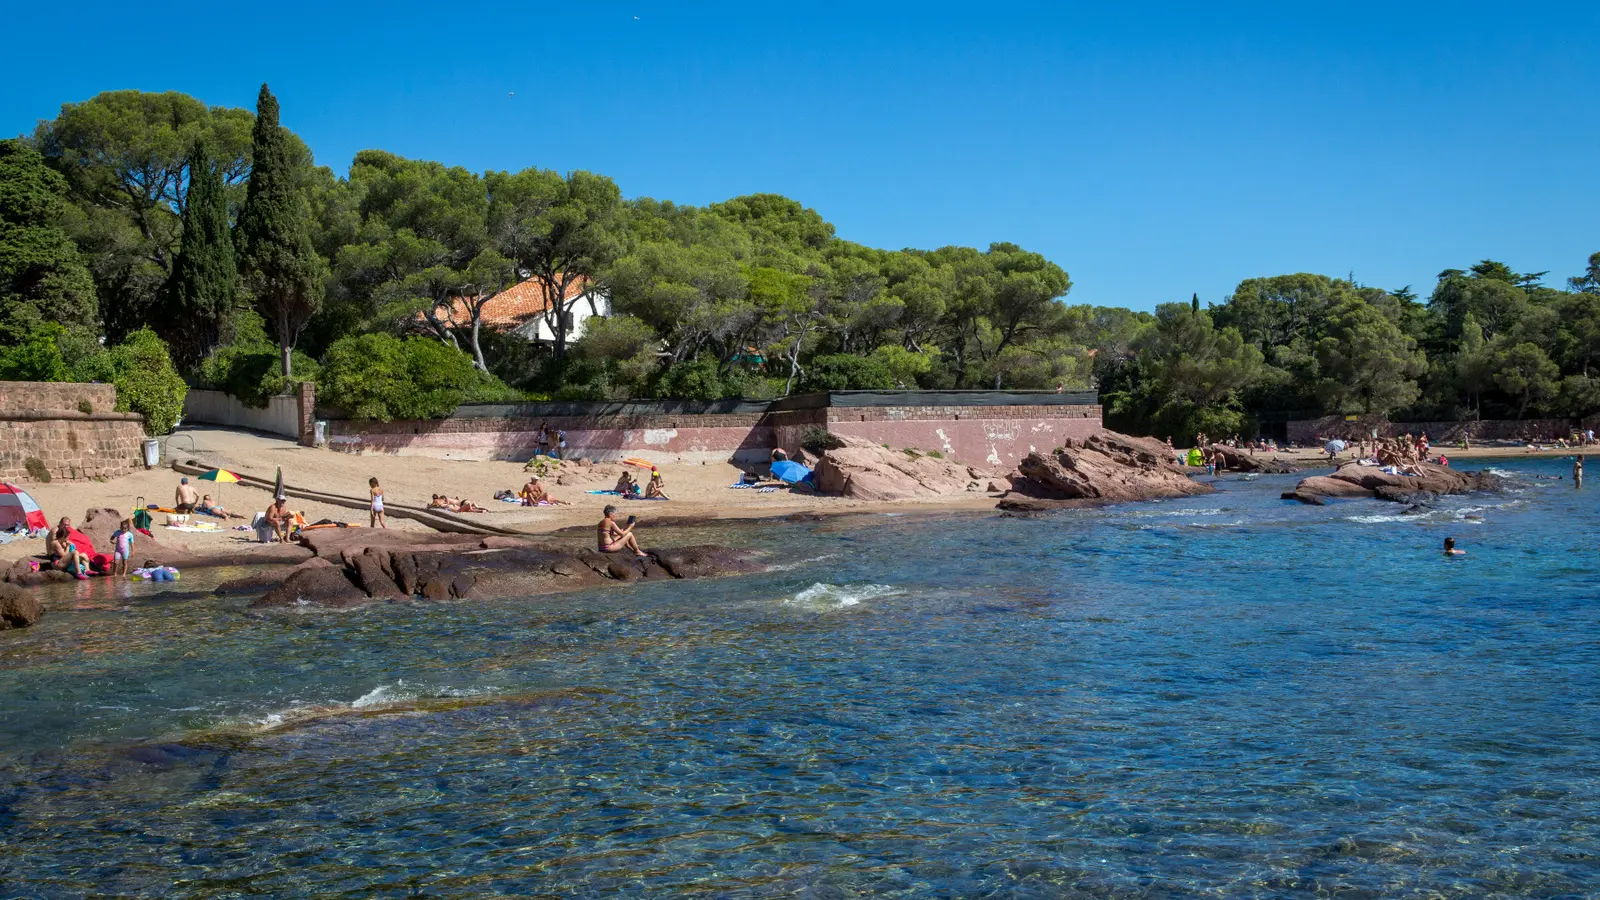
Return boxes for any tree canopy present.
[6,86,1599,432]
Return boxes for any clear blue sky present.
[5,1,1597,310]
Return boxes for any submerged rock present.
[1281,490,1327,506]
[1210,445,1301,474]
[0,583,43,629]
[250,539,764,610]
[999,431,1213,509]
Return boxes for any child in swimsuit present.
[111,518,134,576]
[369,477,387,529]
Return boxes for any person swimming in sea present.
[1443,537,1466,557]
[1575,455,1584,487]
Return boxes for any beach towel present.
[165,522,222,533]
[587,490,622,495]
[757,486,778,493]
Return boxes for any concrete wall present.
[1288,416,1580,445]
[821,403,1102,469]
[319,395,1103,470]
[323,409,783,465]
[0,381,146,482]
[183,389,301,438]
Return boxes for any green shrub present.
[74,328,187,435]
[77,399,92,415]
[798,354,896,393]
[24,457,50,482]
[652,357,745,401]
[0,325,70,382]
[200,344,320,408]
[799,426,840,451]
[319,334,510,421]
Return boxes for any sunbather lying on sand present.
[194,494,245,519]
[429,495,487,513]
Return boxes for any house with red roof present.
[414,276,610,344]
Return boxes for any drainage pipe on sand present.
[170,460,526,537]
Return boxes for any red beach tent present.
[0,483,48,532]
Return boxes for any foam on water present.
[786,582,900,609]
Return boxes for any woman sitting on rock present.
[47,526,88,580]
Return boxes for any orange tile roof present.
[417,276,592,331]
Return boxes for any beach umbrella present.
[0,483,48,533]
[770,460,813,485]
[273,467,284,500]
[197,467,243,509]
[1324,439,1347,456]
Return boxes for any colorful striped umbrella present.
[197,468,243,510]
[196,468,242,483]
[0,483,47,532]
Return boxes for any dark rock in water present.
[250,541,762,609]
[1212,445,1301,474]
[1400,503,1432,515]
[217,557,335,595]
[1281,491,1327,506]
[349,547,406,600]
[0,583,43,629]
[1005,431,1213,505]
[256,565,373,609]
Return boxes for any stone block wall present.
[0,381,146,482]
[1287,416,1579,445]
[821,404,1103,469]
[319,399,1103,470]
[324,409,781,464]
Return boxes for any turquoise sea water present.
[1,458,1597,898]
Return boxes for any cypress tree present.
[1191,292,1200,313]
[160,140,235,371]
[235,84,322,378]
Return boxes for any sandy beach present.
[0,426,1000,563]
[4,428,1584,566]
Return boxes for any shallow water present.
[2,458,1597,897]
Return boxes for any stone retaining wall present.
[0,382,146,482]
[318,393,1103,469]
[1287,416,1579,445]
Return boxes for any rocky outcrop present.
[1210,445,1301,474]
[812,436,992,501]
[1280,491,1327,506]
[251,536,764,609]
[0,583,43,629]
[997,432,1213,511]
[1290,463,1500,503]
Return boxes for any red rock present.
[1008,432,1213,504]
[0,583,43,629]
[812,437,977,501]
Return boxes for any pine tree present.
[235,84,322,378]
[0,139,98,349]
[160,140,235,371]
